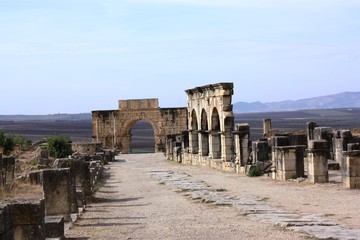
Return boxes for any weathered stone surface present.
[9,199,45,226]
[6,199,46,240]
[149,169,360,240]
[273,146,305,181]
[42,168,71,221]
[92,99,187,153]
[45,215,64,238]
[342,150,360,189]
[185,83,234,166]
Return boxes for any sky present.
[0,0,359,114]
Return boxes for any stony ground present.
[66,153,360,240]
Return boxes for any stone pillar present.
[166,136,173,161]
[342,145,360,189]
[53,158,79,214]
[333,130,352,166]
[313,127,333,159]
[251,140,269,164]
[10,199,46,240]
[307,121,318,143]
[238,124,250,166]
[42,168,72,222]
[189,130,199,154]
[307,140,328,184]
[121,133,131,154]
[263,118,272,137]
[210,133,221,159]
[273,146,305,181]
[84,161,93,204]
[221,132,233,162]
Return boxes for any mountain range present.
[233,92,360,113]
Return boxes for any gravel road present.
[66,153,360,240]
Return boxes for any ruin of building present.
[92,98,187,153]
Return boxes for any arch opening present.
[129,120,155,153]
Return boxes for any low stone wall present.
[0,146,116,240]
[0,199,45,240]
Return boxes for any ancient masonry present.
[1,143,115,239]
[91,98,187,153]
[92,82,360,189]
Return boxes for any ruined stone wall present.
[92,110,118,149]
[92,99,187,153]
[184,82,235,171]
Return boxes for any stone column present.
[42,168,72,222]
[307,140,328,184]
[251,140,269,164]
[221,132,233,162]
[333,130,352,166]
[342,144,360,189]
[234,124,250,167]
[166,136,173,161]
[263,118,272,137]
[188,130,199,154]
[314,127,333,160]
[210,133,221,159]
[306,121,318,143]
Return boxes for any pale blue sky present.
[1,0,359,114]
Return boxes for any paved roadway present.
[66,153,360,240]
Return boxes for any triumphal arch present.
[92,99,187,153]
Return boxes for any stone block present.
[45,215,64,239]
[42,169,71,222]
[13,225,45,240]
[6,199,46,240]
[9,199,45,226]
[272,136,290,148]
[308,140,328,150]
[313,127,333,140]
[343,176,360,189]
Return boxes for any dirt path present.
[66,153,360,240]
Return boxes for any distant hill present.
[233,92,360,113]
[0,113,92,122]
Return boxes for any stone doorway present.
[129,120,155,153]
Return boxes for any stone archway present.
[119,113,161,154]
[92,98,187,153]
[185,83,234,166]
